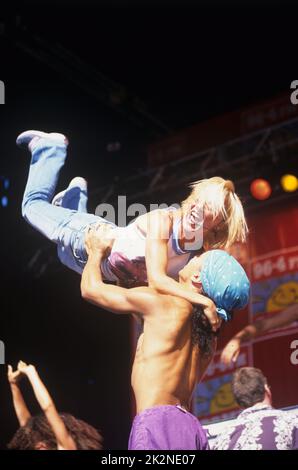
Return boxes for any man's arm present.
[17,361,76,450]
[81,225,164,315]
[7,365,31,427]
[145,210,219,331]
[220,304,298,364]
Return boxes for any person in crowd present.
[7,361,103,450]
[212,367,298,450]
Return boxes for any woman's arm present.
[220,304,298,364]
[81,225,164,316]
[18,361,77,450]
[7,365,31,427]
[145,210,219,331]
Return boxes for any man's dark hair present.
[191,306,219,357]
[8,413,103,450]
[232,367,268,409]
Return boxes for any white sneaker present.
[52,177,88,208]
[16,130,68,152]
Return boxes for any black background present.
[0,0,297,449]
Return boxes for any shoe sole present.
[52,177,87,206]
[16,130,68,149]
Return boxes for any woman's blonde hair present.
[182,176,248,248]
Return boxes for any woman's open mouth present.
[191,280,201,288]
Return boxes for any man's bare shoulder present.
[152,291,193,318]
[128,286,170,311]
[167,295,193,312]
[131,287,192,315]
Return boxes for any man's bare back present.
[131,290,216,413]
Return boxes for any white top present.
[100,208,199,284]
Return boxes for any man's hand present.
[7,365,22,384]
[17,360,36,376]
[85,223,115,257]
[220,338,241,365]
[202,299,222,332]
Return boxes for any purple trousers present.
[128,405,209,450]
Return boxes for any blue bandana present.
[200,249,250,322]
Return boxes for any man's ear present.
[264,383,272,401]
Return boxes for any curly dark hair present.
[191,305,221,357]
[8,413,103,450]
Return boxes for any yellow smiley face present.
[210,382,238,415]
[266,282,298,312]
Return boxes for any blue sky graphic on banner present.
[194,374,237,420]
[193,347,250,423]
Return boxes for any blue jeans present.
[22,138,115,274]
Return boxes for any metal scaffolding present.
[90,115,298,209]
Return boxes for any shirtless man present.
[81,225,250,450]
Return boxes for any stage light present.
[280,174,298,192]
[250,178,272,201]
[1,196,8,207]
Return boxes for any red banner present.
[194,199,298,423]
[148,92,298,167]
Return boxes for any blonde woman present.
[17,130,248,329]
